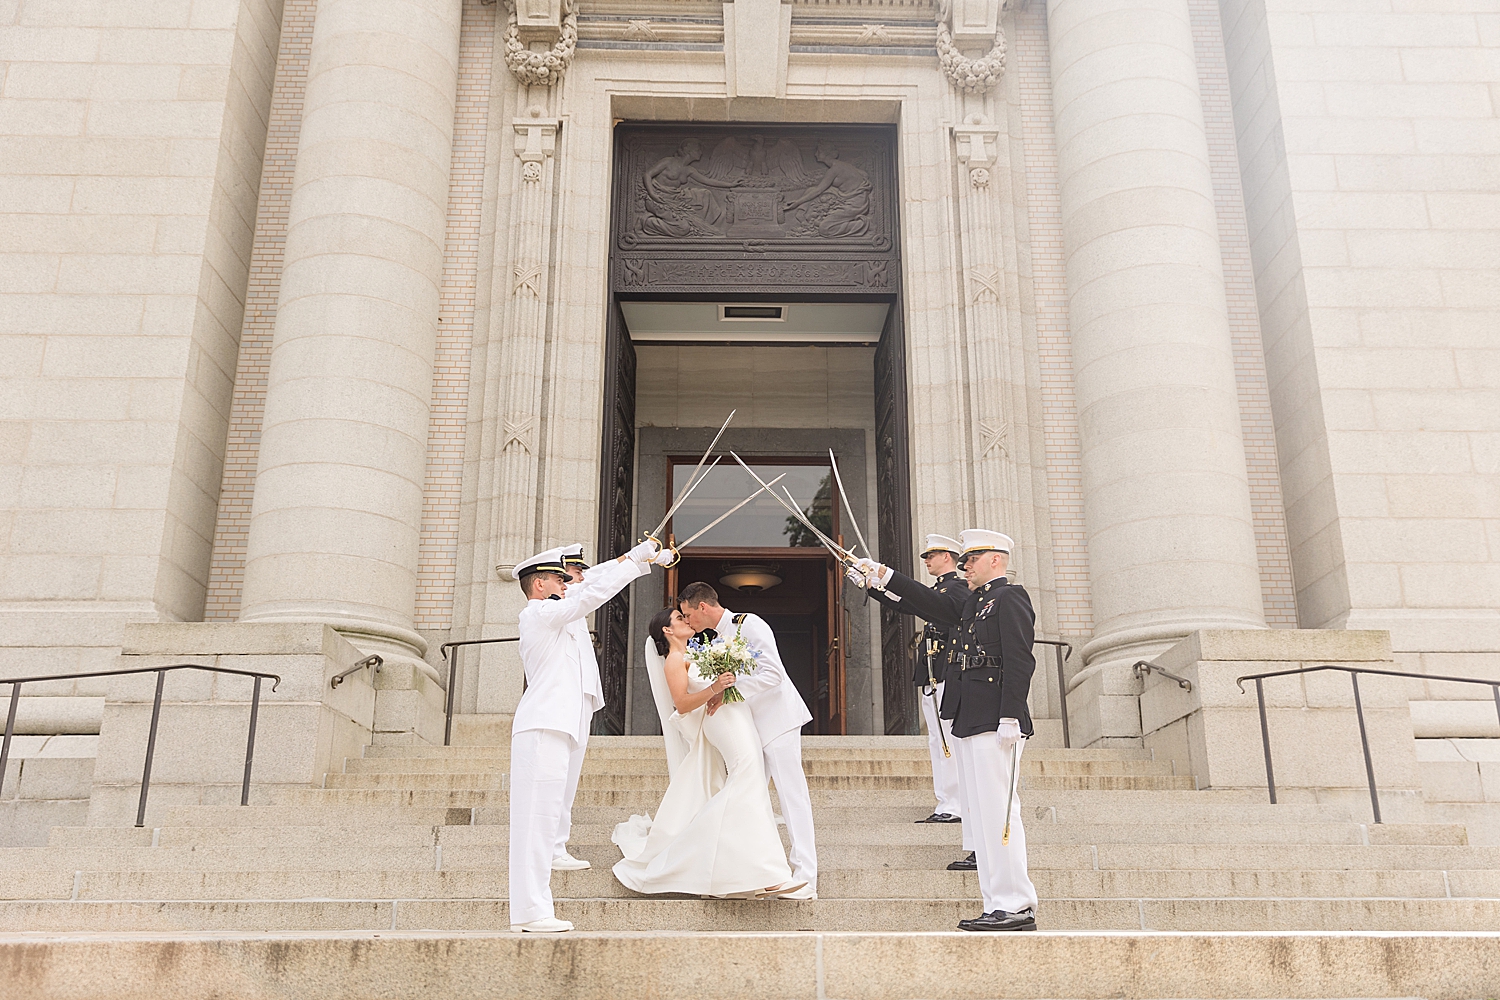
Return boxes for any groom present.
[678,581,818,899]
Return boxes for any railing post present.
[1254,676,1276,805]
[1054,644,1070,749]
[136,669,167,828]
[241,675,262,807]
[0,682,19,801]
[444,646,458,748]
[1350,671,1382,824]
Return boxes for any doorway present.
[595,121,914,737]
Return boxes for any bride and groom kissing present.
[614,581,818,901]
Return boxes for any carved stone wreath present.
[502,0,578,88]
[935,0,1007,94]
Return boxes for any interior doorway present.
[664,457,848,734]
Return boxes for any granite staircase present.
[1,736,1496,998]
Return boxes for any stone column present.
[1047,0,1266,743]
[239,0,465,676]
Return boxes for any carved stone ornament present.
[935,0,1006,94]
[611,124,899,294]
[502,0,578,88]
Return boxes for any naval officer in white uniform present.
[677,580,818,899]
[509,539,670,933]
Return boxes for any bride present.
[612,607,805,898]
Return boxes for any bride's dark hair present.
[648,607,676,657]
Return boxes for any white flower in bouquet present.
[684,619,761,703]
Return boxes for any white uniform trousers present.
[763,729,817,889]
[551,729,588,858]
[920,682,962,818]
[956,733,1037,915]
[951,730,975,853]
[509,727,573,925]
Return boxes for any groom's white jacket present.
[513,557,649,745]
[713,607,813,744]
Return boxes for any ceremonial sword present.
[1002,739,1020,845]
[645,410,736,564]
[728,453,858,566]
[827,449,871,558]
[671,473,787,549]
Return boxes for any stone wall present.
[1219,0,1500,744]
[1,0,282,636]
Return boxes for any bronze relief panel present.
[612,123,899,294]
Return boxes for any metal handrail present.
[1036,639,1073,748]
[435,629,597,746]
[1235,664,1500,824]
[1134,659,1193,692]
[329,654,382,689]
[0,663,283,827]
[439,637,518,747]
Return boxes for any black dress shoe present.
[916,812,959,824]
[945,852,977,871]
[956,911,993,931]
[966,908,1037,932]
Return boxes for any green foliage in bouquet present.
[684,619,763,704]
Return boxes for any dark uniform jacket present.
[866,570,969,688]
[883,571,1036,739]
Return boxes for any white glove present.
[855,557,892,589]
[652,547,676,567]
[844,565,867,588]
[996,718,1022,748]
[627,538,660,563]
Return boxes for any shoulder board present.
[732,613,748,624]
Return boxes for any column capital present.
[954,121,1000,187]
[513,119,559,156]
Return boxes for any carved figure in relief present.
[640,140,738,236]
[636,136,877,241]
[781,142,874,239]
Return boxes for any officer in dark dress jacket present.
[854,529,1039,932]
[855,534,969,829]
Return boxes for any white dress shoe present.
[551,852,591,871]
[775,884,817,900]
[511,917,574,933]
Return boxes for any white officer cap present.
[511,545,568,581]
[561,543,589,570]
[959,529,1013,558]
[919,534,962,558]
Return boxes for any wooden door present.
[874,297,916,735]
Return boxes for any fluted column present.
[490,116,558,573]
[1047,0,1265,741]
[240,0,464,674]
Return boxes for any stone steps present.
[5,734,1497,993]
[6,929,1492,999]
[0,896,1496,933]
[6,865,1497,904]
[35,818,1471,851]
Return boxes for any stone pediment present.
[611,123,899,294]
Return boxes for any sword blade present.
[675,473,787,549]
[728,453,854,564]
[650,410,735,538]
[652,455,720,540]
[828,448,871,558]
[780,485,856,563]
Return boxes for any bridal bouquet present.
[685,621,761,703]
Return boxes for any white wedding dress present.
[612,664,793,896]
